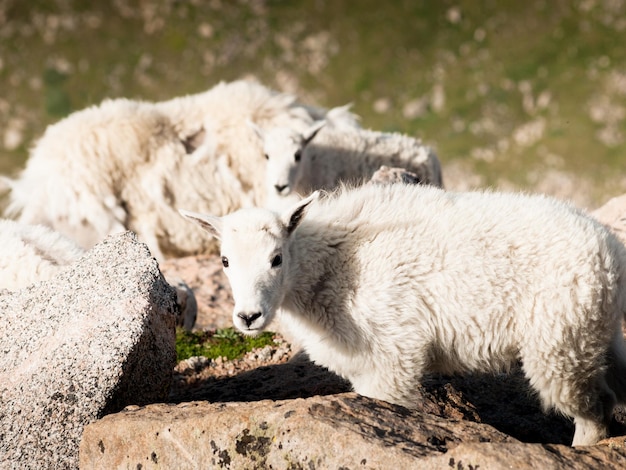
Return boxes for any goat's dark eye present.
[264,153,269,160]
[294,150,302,162]
[221,256,229,268]
[271,254,282,267]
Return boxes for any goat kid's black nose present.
[237,312,262,327]
[275,184,288,193]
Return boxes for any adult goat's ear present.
[179,209,222,240]
[246,119,264,141]
[283,191,320,235]
[303,120,326,146]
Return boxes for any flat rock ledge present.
[80,393,626,469]
[0,232,178,469]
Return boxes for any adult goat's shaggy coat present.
[182,184,626,446]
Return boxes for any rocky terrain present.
[81,303,626,468]
[83,195,626,469]
[3,2,626,468]
[1,193,626,468]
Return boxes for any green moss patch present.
[175,327,276,362]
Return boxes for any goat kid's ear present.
[282,191,320,235]
[178,209,222,240]
[303,120,326,145]
[246,119,265,141]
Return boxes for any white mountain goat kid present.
[252,115,443,211]
[250,104,361,210]
[180,184,626,446]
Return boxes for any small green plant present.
[175,327,276,362]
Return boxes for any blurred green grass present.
[1,0,625,207]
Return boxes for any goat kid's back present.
[295,185,626,371]
[294,185,626,446]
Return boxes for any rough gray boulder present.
[0,232,178,469]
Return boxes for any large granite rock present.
[0,232,178,469]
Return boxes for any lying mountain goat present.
[253,119,443,211]
[0,219,85,291]
[181,184,626,446]
[3,79,327,260]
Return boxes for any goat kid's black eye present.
[264,153,269,160]
[294,150,302,162]
[271,254,282,267]
[221,256,229,268]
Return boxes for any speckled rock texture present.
[0,232,178,469]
